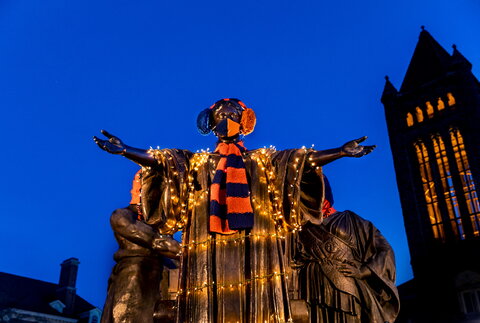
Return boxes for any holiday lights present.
[177,232,285,254]
[175,271,289,297]
[147,145,321,235]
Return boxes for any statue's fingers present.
[363,146,376,155]
[93,136,104,145]
[355,136,367,144]
[338,269,353,276]
[93,136,107,151]
[345,260,357,267]
[101,129,115,139]
[354,152,366,158]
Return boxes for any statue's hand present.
[341,136,376,158]
[93,130,126,155]
[153,234,181,259]
[338,262,372,279]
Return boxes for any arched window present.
[432,135,464,239]
[437,98,445,111]
[406,113,414,127]
[414,141,444,240]
[450,129,480,236]
[416,107,424,123]
[426,101,434,118]
[448,93,456,106]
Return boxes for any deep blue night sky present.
[1,0,479,308]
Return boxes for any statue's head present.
[197,98,256,141]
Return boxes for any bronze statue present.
[94,98,378,322]
[293,176,400,323]
[101,171,180,323]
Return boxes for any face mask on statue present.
[214,118,241,138]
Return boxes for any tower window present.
[437,98,445,111]
[415,141,444,240]
[450,129,480,236]
[416,107,424,123]
[406,113,414,127]
[447,92,456,106]
[432,135,465,239]
[426,101,434,118]
[460,289,480,314]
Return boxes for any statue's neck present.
[216,135,241,144]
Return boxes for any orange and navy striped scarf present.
[210,141,254,234]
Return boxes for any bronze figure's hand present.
[338,262,372,279]
[153,234,181,259]
[341,136,376,158]
[93,130,126,155]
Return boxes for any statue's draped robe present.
[294,211,400,323]
[141,148,325,323]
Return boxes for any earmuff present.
[196,99,256,136]
[196,107,214,135]
[239,106,256,135]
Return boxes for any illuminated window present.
[432,135,464,239]
[426,101,434,118]
[448,93,456,106]
[450,129,480,236]
[416,107,424,123]
[437,98,445,111]
[415,141,444,240]
[406,113,414,127]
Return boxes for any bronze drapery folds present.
[294,211,400,323]
[142,148,325,322]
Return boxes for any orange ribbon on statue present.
[130,170,143,220]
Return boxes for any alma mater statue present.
[94,98,395,322]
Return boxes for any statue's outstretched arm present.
[93,130,156,167]
[309,136,376,166]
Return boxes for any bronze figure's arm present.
[152,235,182,260]
[309,136,376,166]
[110,208,158,249]
[93,130,157,167]
[111,208,181,259]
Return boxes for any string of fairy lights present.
[175,232,291,296]
[176,271,288,297]
[178,232,285,251]
[145,145,319,234]
[145,145,321,300]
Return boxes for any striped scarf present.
[209,141,254,234]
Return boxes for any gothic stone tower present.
[382,28,480,322]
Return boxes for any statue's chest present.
[203,154,254,185]
[309,227,355,264]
